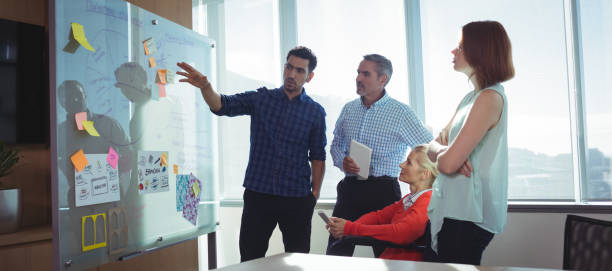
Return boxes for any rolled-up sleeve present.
[212,90,259,117]
[308,107,327,161]
[398,106,433,147]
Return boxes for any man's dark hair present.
[363,54,393,87]
[287,46,317,73]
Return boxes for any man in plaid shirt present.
[327,54,432,257]
[177,46,326,262]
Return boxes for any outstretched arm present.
[176,62,222,112]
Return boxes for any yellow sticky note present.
[173,164,179,174]
[160,153,167,166]
[148,57,156,68]
[71,22,95,52]
[156,69,167,84]
[82,121,100,137]
[71,149,88,172]
[191,181,200,197]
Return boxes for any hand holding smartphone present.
[318,210,331,224]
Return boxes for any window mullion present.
[404,0,426,122]
[277,0,297,83]
[564,0,589,203]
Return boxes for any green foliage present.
[0,141,20,178]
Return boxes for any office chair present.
[331,234,426,258]
[563,214,612,271]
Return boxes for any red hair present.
[462,21,515,89]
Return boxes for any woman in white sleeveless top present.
[424,21,515,265]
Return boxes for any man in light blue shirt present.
[326,54,432,257]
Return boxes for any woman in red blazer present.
[327,144,438,261]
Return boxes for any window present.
[215,0,280,200]
[420,0,575,201]
[580,0,612,201]
[296,0,411,199]
[198,0,612,205]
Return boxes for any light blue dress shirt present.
[331,91,432,177]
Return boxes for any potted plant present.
[0,141,22,234]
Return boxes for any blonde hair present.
[410,144,438,185]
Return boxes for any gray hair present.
[363,54,393,87]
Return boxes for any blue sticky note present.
[176,174,190,211]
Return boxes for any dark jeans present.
[424,218,494,265]
[326,176,401,257]
[239,189,316,262]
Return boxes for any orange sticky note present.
[157,83,166,98]
[148,57,156,67]
[144,43,150,55]
[71,149,88,172]
[82,121,100,136]
[75,112,87,130]
[160,153,167,166]
[156,69,167,84]
[173,164,178,174]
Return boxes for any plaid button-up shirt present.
[331,91,432,178]
[214,87,326,197]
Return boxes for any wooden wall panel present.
[127,0,193,29]
[88,239,199,271]
[0,240,53,271]
[0,0,48,27]
[2,144,52,227]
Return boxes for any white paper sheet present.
[350,140,372,180]
[75,154,120,207]
[137,151,170,194]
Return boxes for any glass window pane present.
[297,0,410,199]
[580,0,612,200]
[219,0,278,199]
[420,0,574,200]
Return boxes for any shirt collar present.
[361,89,390,108]
[403,188,432,209]
[277,86,307,102]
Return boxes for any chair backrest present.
[563,214,612,271]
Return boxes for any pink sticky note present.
[75,112,87,130]
[107,147,118,169]
[157,83,166,97]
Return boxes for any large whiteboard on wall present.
[51,0,218,270]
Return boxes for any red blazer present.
[343,190,432,261]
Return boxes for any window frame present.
[196,0,609,207]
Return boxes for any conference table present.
[213,253,564,271]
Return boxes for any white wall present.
[201,206,612,269]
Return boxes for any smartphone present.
[318,210,331,224]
